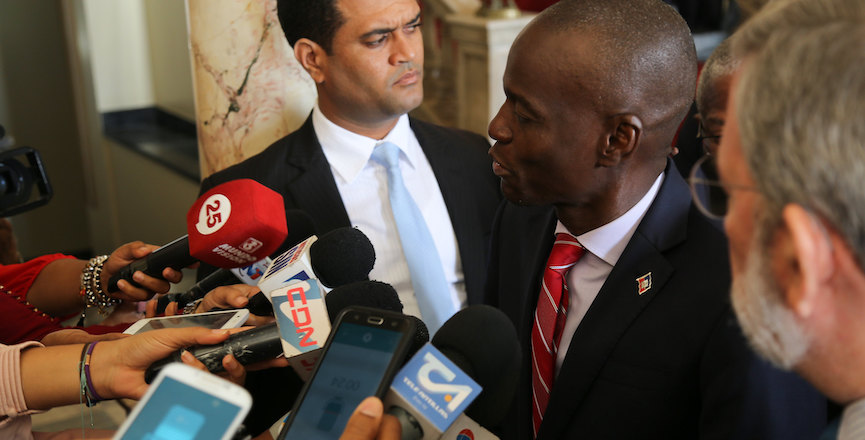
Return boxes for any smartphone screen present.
[280,309,414,439]
[124,310,248,335]
[116,376,245,440]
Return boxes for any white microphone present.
[257,227,375,300]
[282,280,406,381]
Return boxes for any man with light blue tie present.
[198,1,499,435]
[199,0,500,333]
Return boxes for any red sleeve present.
[0,254,134,343]
[0,289,64,344]
[0,254,76,303]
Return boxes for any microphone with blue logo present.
[256,226,375,297]
[384,305,520,440]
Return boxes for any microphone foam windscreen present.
[310,227,375,288]
[187,179,287,267]
[405,315,430,360]
[431,305,521,428]
[324,280,402,322]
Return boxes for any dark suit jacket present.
[200,115,501,436]
[485,162,825,440]
[200,115,501,303]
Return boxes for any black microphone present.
[155,268,237,314]
[107,236,196,293]
[431,305,520,428]
[324,280,401,321]
[145,280,405,383]
[385,305,521,439]
[309,227,376,288]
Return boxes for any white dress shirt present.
[555,172,665,373]
[312,104,465,320]
[839,398,865,440]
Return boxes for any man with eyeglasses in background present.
[695,0,865,437]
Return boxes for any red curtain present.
[513,0,558,13]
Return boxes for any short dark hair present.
[276,0,345,53]
[540,0,697,151]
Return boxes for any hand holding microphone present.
[107,179,288,293]
[157,220,374,317]
[101,241,186,302]
[143,280,406,383]
[154,209,319,314]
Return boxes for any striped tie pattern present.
[531,232,584,437]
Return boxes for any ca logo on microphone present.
[196,193,231,235]
[417,352,474,412]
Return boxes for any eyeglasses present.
[688,154,760,220]
[696,124,721,155]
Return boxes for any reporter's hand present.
[144,296,180,318]
[102,241,184,302]
[196,285,273,326]
[92,327,231,400]
[340,397,401,440]
[178,326,288,377]
[40,329,126,346]
[180,350,248,386]
[34,428,115,439]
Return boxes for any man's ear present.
[597,114,642,167]
[776,204,834,318]
[294,38,327,84]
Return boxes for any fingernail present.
[181,350,194,363]
[132,272,143,282]
[211,329,229,335]
[357,398,382,418]
[224,356,236,367]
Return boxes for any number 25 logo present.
[417,352,473,412]
[195,194,231,235]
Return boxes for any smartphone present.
[277,306,417,440]
[113,362,252,440]
[123,309,250,335]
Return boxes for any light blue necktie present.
[372,142,455,334]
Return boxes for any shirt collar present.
[555,172,665,266]
[839,397,865,440]
[312,102,416,184]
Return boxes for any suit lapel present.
[282,116,352,235]
[537,162,692,439]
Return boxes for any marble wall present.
[187,0,316,178]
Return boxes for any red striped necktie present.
[531,232,585,437]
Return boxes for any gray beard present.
[731,219,812,370]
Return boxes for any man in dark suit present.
[484,0,825,439]
[198,0,499,435]
[200,0,500,321]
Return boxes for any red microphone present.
[107,179,287,292]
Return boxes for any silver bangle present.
[80,255,120,315]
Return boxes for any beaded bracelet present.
[80,255,119,318]
[78,342,103,407]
